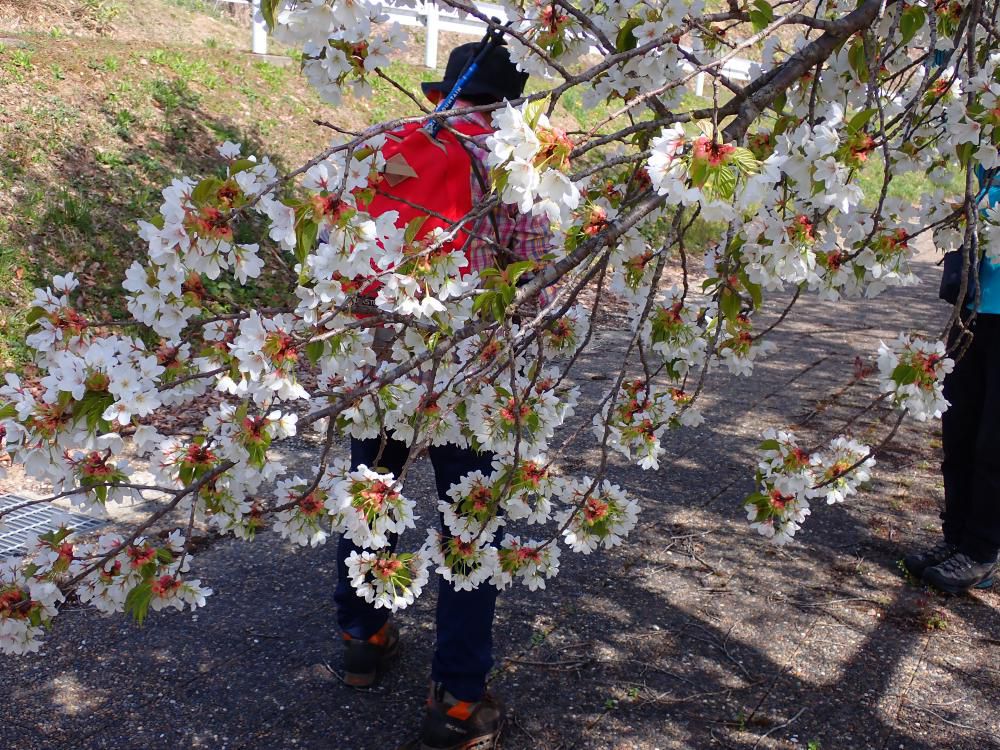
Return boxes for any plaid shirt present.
[457,112,554,302]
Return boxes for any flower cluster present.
[492,534,561,591]
[555,478,640,554]
[345,549,430,610]
[876,335,954,421]
[486,102,581,228]
[0,0,989,652]
[0,528,211,655]
[744,429,874,545]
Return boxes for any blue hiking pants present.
[334,436,499,701]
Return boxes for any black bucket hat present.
[421,42,529,105]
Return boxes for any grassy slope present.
[0,0,944,370]
[0,2,433,368]
[0,1,624,370]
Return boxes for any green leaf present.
[192,177,223,207]
[749,0,774,32]
[719,287,742,321]
[472,291,495,315]
[75,391,115,432]
[956,142,975,167]
[295,217,319,268]
[505,260,535,286]
[156,548,174,564]
[773,114,794,137]
[730,148,760,175]
[492,297,506,322]
[479,267,501,281]
[523,99,548,129]
[404,215,429,244]
[847,108,877,134]
[25,306,48,325]
[260,0,279,30]
[745,279,763,310]
[40,528,72,546]
[305,339,325,365]
[615,18,643,52]
[713,165,737,200]
[758,439,781,451]
[688,158,709,188]
[891,363,918,385]
[0,401,17,420]
[492,167,509,196]
[899,5,926,45]
[124,582,154,626]
[848,38,869,83]
[229,158,257,175]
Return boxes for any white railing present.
[234,0,753,97]
[382,0,752,95]
[211,0,268,54]
[383,0,508,67]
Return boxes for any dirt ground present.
[1,236,997,750]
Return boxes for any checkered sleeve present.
[465,135,556,305]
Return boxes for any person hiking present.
[332,40,552,750]
[903,165,1000,594]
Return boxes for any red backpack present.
[357,119,494,295]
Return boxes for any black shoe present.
[923,552,999,594]
[417,682,505,750]
[341,621,400,688]
[902,541,957,579]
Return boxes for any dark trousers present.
[941,314,1000,562]
[334,436,498,701]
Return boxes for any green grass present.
[0,0,956,373]
[147,76,202,110]
[367,60,438,123]
[165,0,226,17]
[81,0,124,32]
[0,30,340,370]
[857,155,964,207]
[253,60,293,91]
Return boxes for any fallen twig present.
[750,706,807,749]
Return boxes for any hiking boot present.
[902,541,957,579]
[923,552,999,595]
[341,621,400,688]
[417,682,505,750]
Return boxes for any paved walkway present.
[2,239,998,750]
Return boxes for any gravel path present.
[2,238,998,750]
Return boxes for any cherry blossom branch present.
[63,460,237,589]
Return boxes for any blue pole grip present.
[424,20,507,138]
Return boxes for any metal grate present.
[0,494,108,556]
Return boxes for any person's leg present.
[905,323,984,578]
[334,435,410,639]
[428,443,498,702]
[959,315,1000,562]
[940,321,985,546]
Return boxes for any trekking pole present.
[424,18,510,138]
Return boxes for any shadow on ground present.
[0,129,997,750]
